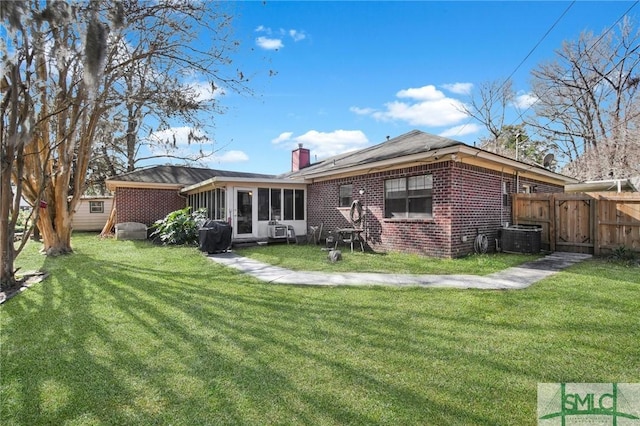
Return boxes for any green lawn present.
[235,244,542,275]
[1,234,638,425]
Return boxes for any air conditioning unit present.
[268,224,287,239]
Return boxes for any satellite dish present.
[543,153,555,168]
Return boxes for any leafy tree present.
[478,125,552,168]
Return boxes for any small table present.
[335,228,365,252]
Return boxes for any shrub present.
[150,207,208,245]
[608,245,638,267]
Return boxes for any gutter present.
[565,179,631,193]
[297,145,578,186]
[181,176,310,194]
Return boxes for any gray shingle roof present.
[283,130,463,177]
[107,165,275,186]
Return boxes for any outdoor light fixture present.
[359,189,365,195]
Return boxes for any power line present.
[509,1,640,134]
[452,1,576,138]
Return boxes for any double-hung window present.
[89,201,104,214]
[339,184,353,207]
[384,174,433,218]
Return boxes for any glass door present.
[235,189,253,236]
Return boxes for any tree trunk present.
[0,169,17,290]
[100,201,116,237]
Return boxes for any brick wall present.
[307,162,564,258]
[114,188,186,226]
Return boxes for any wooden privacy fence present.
[512,192,640,255]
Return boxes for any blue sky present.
[151,1,638,175]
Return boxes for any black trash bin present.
[198,220,232,254]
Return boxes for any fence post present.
[593,195,600,256]
[551,194,558,252]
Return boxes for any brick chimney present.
[291,143,310,172]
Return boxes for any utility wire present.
[508,1,640,137]
[452,1,576,138]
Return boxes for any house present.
[71,196,114,231]
[105,165,308,241]
[106,130,578,257]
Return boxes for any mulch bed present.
[0,271,49,304]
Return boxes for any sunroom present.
[181,176,309,242]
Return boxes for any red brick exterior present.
[114,188,186,226]
[307,161,564,258]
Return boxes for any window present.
[271,188,281,220]
[215,189,225,220]
[294,189,304,220]
[503,182,510,206]
[89,201,104,214]
[522,184,536,194]
[188,188,226,220]
[283,189,294,220]
[256,188,304,221]
[339,184,353,207]
[258,188,270,221]
[384,175,432,219]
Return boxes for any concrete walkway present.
[207,251,592,290]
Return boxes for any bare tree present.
[2,1,256,286]
[1,2,33,289]
[462,79,515,141]
[462,79,551,166]
[528,17,640,179]
[2,1,114,286]
[87,1,250,193]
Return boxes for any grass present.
[236,243,541,275]
[1,233,638,425]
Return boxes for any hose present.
[474,234,488,254]
[349,199,363,226]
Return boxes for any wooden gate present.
[512,192,640,254]
[555,196,594,254]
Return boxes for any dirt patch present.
[0,271,49,304]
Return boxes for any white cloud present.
[354,84,469,127]
[272,132,294,144]
[442,82,473,95]
[512,92,538,109]
[256,36,283,50]
[272,129,369,160]
[396,85,446,101]
[349,106,376,115]
[255,26,307,50]
[187,81,223,102]
[214,150,249,163]
[289,29,306,42]
[439,123,481,138]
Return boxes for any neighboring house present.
[565,176,640,193]
[72,196,114,231]
[106,130,579,257]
